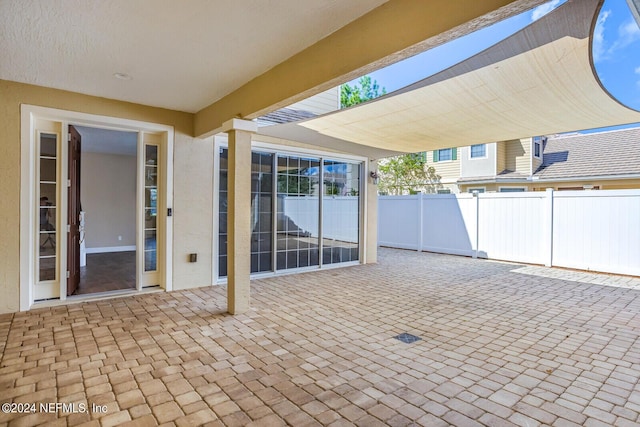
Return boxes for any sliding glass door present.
[251,152,274,273]
[276,155,320,270]
[218,147,361,279]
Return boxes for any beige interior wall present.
[81,152,136,249]
[0,79,212,314]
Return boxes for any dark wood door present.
[67,125,81,295]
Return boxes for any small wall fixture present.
[370,171,380,185]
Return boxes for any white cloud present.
[531,0,561,21]
[636,66,640,74]
[593,9,611,63]
[609,19,640,52]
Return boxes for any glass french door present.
[139,134,162,288]
[38,132,59,287]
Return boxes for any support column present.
[365,160,378,264]
[223,119,257,314]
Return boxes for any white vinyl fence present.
[282,196,359,243]
[378,190,640,276]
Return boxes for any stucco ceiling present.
[0,0,386,113]
[260,0,640,158]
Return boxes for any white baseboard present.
[86,245,136,254]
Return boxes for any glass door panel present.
[218,148,228,277]
[218,149,276,277]
[38,133,58,282]
[276,155,320,270]
[322,160,360,265]
[144,145,158,272]
[251,151,274,273]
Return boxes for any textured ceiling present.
[0,0,386,113]
[260,0,640,157]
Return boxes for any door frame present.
[20,105,174,311]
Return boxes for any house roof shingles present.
[534,127,640,179]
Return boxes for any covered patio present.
[2,249,639,426]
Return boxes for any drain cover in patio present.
[394,333,422,344]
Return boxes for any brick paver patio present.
[1,248,639,426]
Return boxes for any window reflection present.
[322,161,360,265]
[276,155,320,270]
[251,152,274,273]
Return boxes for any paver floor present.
[1,248,639,426]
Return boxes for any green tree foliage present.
[277,172,313,195]
[340,76,387,108]
[377,153,444,195]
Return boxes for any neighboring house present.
[528,128,640,191]
[420,127,640,193]
[256,87,340,126]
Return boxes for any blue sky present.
[350,0,640,134]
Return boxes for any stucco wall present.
[0,79,212,313]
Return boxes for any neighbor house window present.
[499,187,526,192]
[437,189,451,194]
[470,144,486,158]
[433,148,456,162]
[468,188,485,193]
[533,136,543,159]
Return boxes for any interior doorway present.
[71,125,138,296]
